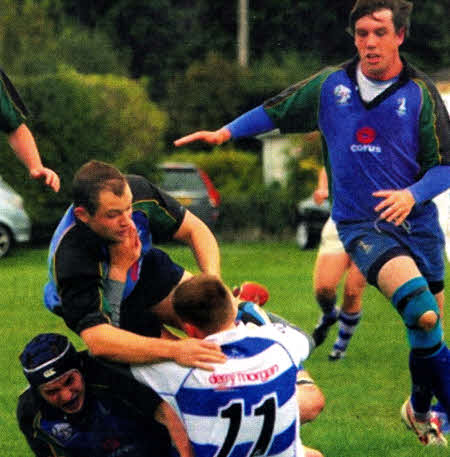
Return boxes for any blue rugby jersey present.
[264,58,450,223]
[132,322,312,457]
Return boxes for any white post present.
[238,0,249,67]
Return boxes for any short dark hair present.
[348,0,413,37]
[173,274,234,334]
[72,160,127,215]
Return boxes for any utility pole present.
[237,0,249,67]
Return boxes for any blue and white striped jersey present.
[131,322,312,457]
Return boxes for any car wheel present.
[0,224,12,257]
[296,222,311,250]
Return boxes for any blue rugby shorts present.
[337,204,444,286]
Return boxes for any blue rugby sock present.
[332,311,362,353]
[410,344,450,417]
[409,351,434,417]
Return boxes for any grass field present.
[0,242,448,456]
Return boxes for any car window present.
[160,169,205,192]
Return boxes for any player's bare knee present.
[418,310,439,331]
[315,289,336,303]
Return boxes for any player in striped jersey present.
[131,274,324,457]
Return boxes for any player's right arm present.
[174,127,232,147]
[80,324,225,368]
[174,105,275,146]
[175,69,333,148]
[55,229,225,368]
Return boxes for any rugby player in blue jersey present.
[131,274,325,457]
[175,0,450,446]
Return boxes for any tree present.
[0,67,167,235]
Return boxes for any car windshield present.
[160,169,205,192]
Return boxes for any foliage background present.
[0,1,447,237]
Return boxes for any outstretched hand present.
[173,338,226,371]
[174,128,231,147]
[30,167,60,192]
[373,189,415,225]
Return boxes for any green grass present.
[0,242,448,456]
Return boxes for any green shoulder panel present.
[98,261,112,320]
[133,199,180,240]
[263,67,339,133]
[0,69,27,132]
[414,79,444,174]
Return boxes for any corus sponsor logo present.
[350,144,382,153]
[356,127,376,144]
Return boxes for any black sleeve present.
[127,175,187,243]
[17,391,55,457]
[414,67,450,165]
[83,354,163,417]
[0,68,28,132]
[54,228,111,334]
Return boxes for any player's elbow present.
[80,324,113,358]
[298,386,325,423]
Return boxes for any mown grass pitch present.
[1,243,448,456]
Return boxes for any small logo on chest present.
[334,84,352,105]
[51,422,73,440]
[396,97,407,117]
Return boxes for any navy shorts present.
[120,247,184,336]
[337,203,445,287]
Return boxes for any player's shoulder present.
[245,322,311,356]
[17,387,41,428]
[126,174,170,204]
[53,221,107,275]
[404,61,441,99]
[127,174,157,199]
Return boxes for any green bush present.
[0,1,129,77]
[162,149,263,194]
[165,53,249,144]
[0,67,167,240]
[162,149,298,239]
[165,51,324,145]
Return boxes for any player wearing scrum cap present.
[16,333,185,457]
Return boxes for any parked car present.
[0,176,31,257]
[295,195,330,249]
[157,162,220,230]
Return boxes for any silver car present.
[0,176,31,257]
[157,162,220,230]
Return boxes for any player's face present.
[79,184,134,243]
[39,369,86,414]
[354,9,405,80]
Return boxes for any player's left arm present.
[373,79,450,225]
[173,209,221,277]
